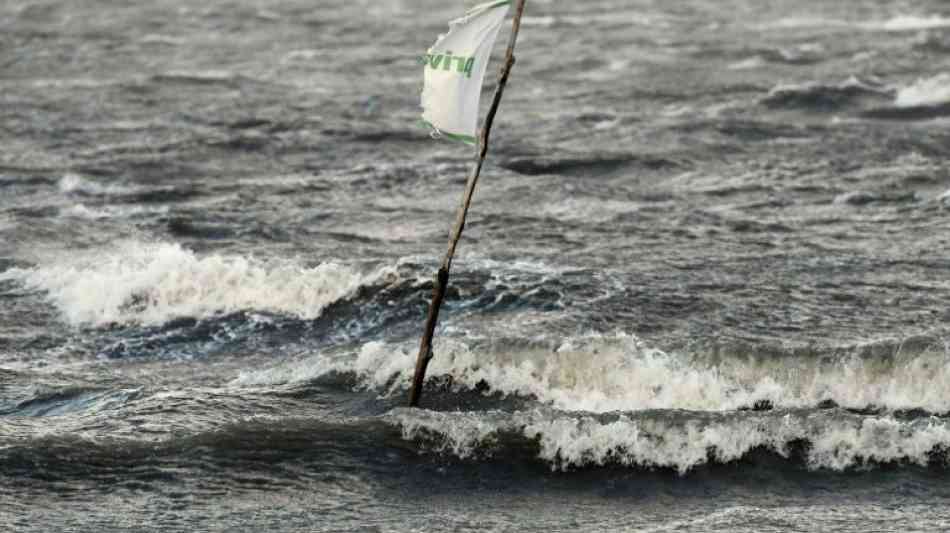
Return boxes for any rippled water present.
[3,0,950,531]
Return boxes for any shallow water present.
[3,0,950,531]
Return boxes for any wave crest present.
[895,73,950,108]
[389,408,950,473]
[237,332,950,414]
[1,240,393,327]
[761,77,891,111]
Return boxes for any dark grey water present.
[3,0,950,531]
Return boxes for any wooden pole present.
[408,0,529,408]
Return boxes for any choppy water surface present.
[3,0,950,531]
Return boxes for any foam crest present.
[394,334,950,412]
[389,408,950,473]
[522,412,794,472]
[895,73,950,108]
[231,340,412,388]
[393,409,504,459]
[2,241,390,327]
[808,416,950,470]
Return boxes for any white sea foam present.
[388,408,950,472]
[58,174,133,196]
[541,198,644,223]
[0,213,16,232]
[160,70,235,82]
[728,57,765,71]
[60,204,111,220]
[237,332,950,414]
[878,15,950,32]
[140,34,185,45]
[763,15,950,32]
[765,75,885,99]
[27,78,117,89]
[895,73,950,108]
[1,241,392,327]
[60,203,169,220]
[282,49,328,64]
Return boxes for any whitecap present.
[387,407,950,473]
[60,204,110,220]
[1,240,394,327]
[878,15,950,32]
[728,57,765,71]
[57,174,133,196]
[895,73,950,108]
[762,14,950,32]
[140,34,184,45]
[237,332,950,414]
[59,203,169,220]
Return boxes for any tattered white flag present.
[421,0,510,144]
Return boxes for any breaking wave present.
[6,400,950,476]
[0,240,394,327]
[761,74,950,119]
[761,76,892,111]
[858,74,950,120]
[895,73,950,108]
[236,332,950,414]
[388,407,950,473]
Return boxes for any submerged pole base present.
[408,267,450,407]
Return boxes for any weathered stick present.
[408,0,528,408]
